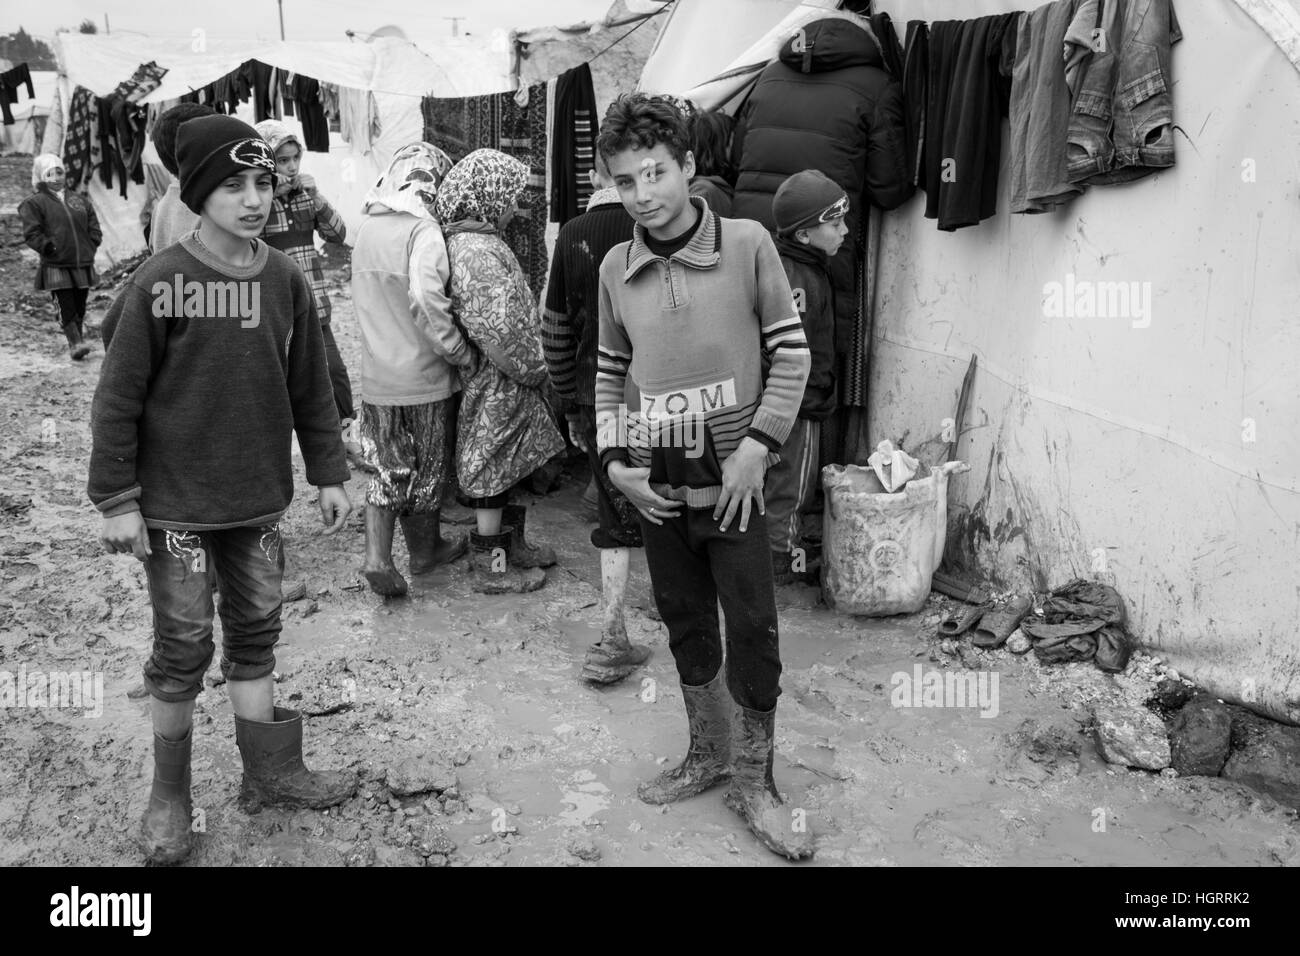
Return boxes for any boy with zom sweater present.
[595,94,813,860]
[89,115,357,865]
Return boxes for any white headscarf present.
[32,154,65,189]
[362,143,454,219]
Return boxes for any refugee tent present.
[639,0,1300,725]
[42,32,512,265]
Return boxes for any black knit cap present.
[176,115,278,213]
[773,169,848,237]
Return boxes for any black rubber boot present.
[501,503,556,568]
[140,728,194,864]
[400,510,467,575]
[470,529,545,594]
[724,704,815,860]
[234,706,357,812]
[637,669,732,804]
[62,321,91,361]
[362,504,408,596]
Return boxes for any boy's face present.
[798,216,848,257]
[273,143,301,182]
[606,142,696,237]
[201,167,274,240]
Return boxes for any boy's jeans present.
[639,508,782,712]
[142,524,285,702]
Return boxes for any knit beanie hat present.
[772,169,849,237]
[177,115,278,213]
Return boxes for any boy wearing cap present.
[767,169,848,585]
[595,93,813,860]
[89,115,357,864]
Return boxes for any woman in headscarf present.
[435,148,565,594]
[19,154,101,360]
[351,142,474,597]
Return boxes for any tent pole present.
[278,0,286,40]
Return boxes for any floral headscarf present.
[433,148,528,229]
[363,143,454,219]
[32,153,65,189]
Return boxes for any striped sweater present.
[596,198,811,510]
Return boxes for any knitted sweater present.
[542,197,634,409]
[596,199,811,509]
[88,235,349,529]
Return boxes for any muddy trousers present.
[639,508,782,712]
[142,524,285,702]
[52,287,89,326]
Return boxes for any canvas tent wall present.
[0,67,56,156]
[43,33,511,267]
[640,0,1300,725]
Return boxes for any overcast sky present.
[15,0,623,44]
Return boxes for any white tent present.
[0,68,57,156]
[43,33,513,266]
[640,0,1300,725]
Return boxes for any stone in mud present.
[1221,709,1300,811]
[386,757,458,797]
[567,835,601,862]
[1092,704,1171,770]
[345,843,377,867]
[453,750,472,766]
[1169,694,1231,777]
[374,845,425,867]
[413,823,457,857]
[1151,678,1194,713]
[425,853,449,867]
[1006,629,1031,655]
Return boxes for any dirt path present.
[1,240,1297,867]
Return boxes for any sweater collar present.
[624,196,720,281]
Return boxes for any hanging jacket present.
[19,185,101,269]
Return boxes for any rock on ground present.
[1092,703,1171,770]
[1222,708,1300,810]
[1169,694,1232,777]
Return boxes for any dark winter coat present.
[19,185,102,268]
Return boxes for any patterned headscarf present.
[32,153,65,189]
[363,142,454,219]
[433,149,528,227]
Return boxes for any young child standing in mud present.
[595,94,814,860]
[434,148,565,595]
[88,115,357,865]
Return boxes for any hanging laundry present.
[422,81,551,299]
[111,61,168,105]
[868,12,905,80]
[1066,0,1181,186]
[902,22,928,187]
[549,62,597,225]
[280,71,296,118]
[318,82,341,132]
[63,86,97,191]
[292,75,330,152]
[1009,0,1097,214]
[1,62,35,125]
[921,13,1020,231]
[338,87,379,154]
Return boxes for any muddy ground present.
[1,161,1298,867]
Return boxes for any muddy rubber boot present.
[234,706,357,812]
[76,319,96,357]
[362,504,408,596]
[140,728,194,864]
[637,670,732,804]
[470,529,545,594]
[724,704,814,860]
[400,510,467,575]
[581,548,651,684]
[501,503,556,568]
[62,321,91,361]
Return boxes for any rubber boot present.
[76,319,96,357]
[637,669,732,804]
[62,321,91,361]
[400,510,467,575]
[362,504,408,596]
[581,548,651,684]
[140,728,194,864]
[724,704,814,860]
[502,503,556,568]
[234,706,357,811]
[470,529,545,594]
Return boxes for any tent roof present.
[53,33,512,102]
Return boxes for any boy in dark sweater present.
[766,170,847,585]
[543,151,651,685]
[596,94,813,860]
[89,115,357,864]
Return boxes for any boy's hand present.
[102,511,151,561]
[714,436,768,533]
[607,462,682,526]
[298,174,317,198]
[318,485,352,533]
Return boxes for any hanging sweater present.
[596,199,811,510]
[88,235,348,529]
